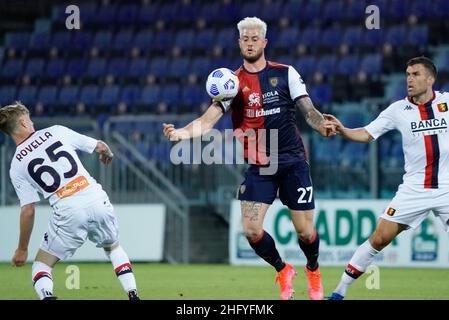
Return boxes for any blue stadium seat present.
[299,27,321,46]
[174,30,195,51]
[78,3,98,24]
[313,136,342,164]
[120,85,141,105]
[116,4,138,24]
[152,31,173,51]
[277,55,295,67]
[344,0,365,20]
[322,1,343,21]
[309,84,332,106]
[107,58,128,78]
[149,57,169,78]
[189,57,212,77]
[1,59,24,79]
[259,1,282,22]
[342,27,363,48]
[359,54,382,75]
[0,86,16,105]
[294,56,316,79]
[24,58,45,78]
[339,143,368,165]
[160,84,181,108]
[216,28,236,49]
[158,3,179,22]
[442,82,449,93]
[274,27,300,49]
[178,2,199,24]
[51,31,72,50]
[140,85,161,106]
[407,25,428,46]
[316,55,337,76]
[17,86,37,106]
[45,58,66,79]
[37,86,58,105]
[362,29,383,47]
[336,55,359,76]
[72,31,93,50]
[431,0,449,17]
[169,58,190,78]
[385,25,407,46]
[240,2,261,18]
[181,84,204,107]
[340,110,366,128]
[6,32,30,50]
[66,58,86,78]
[138,4,160,24]
[388,0,408,19]
[410,0,431,17]
[128,58,148,78]
[29,32,51,51]
[86,58,107,78]
[194,30,215,51]
[133,30,154,51]
[58,86,79,106]
[96,5,117,24]
[321,26,343,48]
[99,85,120,106]
[79,85,99,106]
[199,2,221,23]
[112,30,134,51]
[92,31,113,50]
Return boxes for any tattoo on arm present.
[295,97,324,131]
[242,201,262,222]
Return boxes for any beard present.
[241,48,264,63]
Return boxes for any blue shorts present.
[237,161,315,211]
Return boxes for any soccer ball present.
[205,68,239,101]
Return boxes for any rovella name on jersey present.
[410,117,448,137]
[16,131,53,162]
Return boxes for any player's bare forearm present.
[17,204,35,251]
[95,140,113,164]
[296,96,332,136]
[340,127,373,143]
[163,101,223,141]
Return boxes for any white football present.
[205,68,239,101]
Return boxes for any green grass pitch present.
[0,263,448,300]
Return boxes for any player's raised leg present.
[290,209,323,300]
[241,201,296,300]
[104,243,140,300]
[328,218,407,300]
[32,249,59,300]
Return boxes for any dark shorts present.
[237,161,315,211]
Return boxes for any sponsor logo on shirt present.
[56,176,89,199]
[246,107,281,118]
[403,105,413,111]
[410,118,448,136]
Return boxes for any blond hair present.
[0,102,29,135]
[237,17,267,39]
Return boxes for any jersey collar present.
[16,131,36,146]
[407,90,436,106]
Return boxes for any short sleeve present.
[288,66,309,101]
[55,125,98,153]
[364,105,397,140]
[10,170,40,207]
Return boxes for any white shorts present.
[40,195,119,260]
[381,184,449,231]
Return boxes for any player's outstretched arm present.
[163,101,224,141]
[296,96,336,137]
[323,114,373,143]
[12,203,35,267]
[95,140,114,165]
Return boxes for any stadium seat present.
[322,1,343,22]
[152,31,173,52]
[274,27,300,50]
[299,1,321,22]
[51,31,72,50]
[259,1,282,23]
[65,58,87,78]
[29,32,51,52]
[344,0,365,20]
[168,58,190,79]
[92,31,113,50]
[127,58,148,79]
[58,86,79,107]
[316,55,337,76]
[112,30,134,51]
[133,30,154,51]
[158,3,179,22]
[1,59,24,80]
[174,30,195,51]
[45,58,66,80]
[299,27,321,47]
[79,85,99,107]
[149,57,169,78]
[72,31,93,50]
[24,58,45,78]
[359,54,382,75]
[342,27,363,48]
[17,86,38,106]
[6,32,30,51]
[116,4,138,24]
[181,84,204,108]
[99,85,120,106]
[120,85,141,105]
[362,28,383,48]
[189,57,212,78]
[294,56,316,79]
[138,4,160,24]
[107,57,128,78]
[385,25,407,46]
[160,84,181,108]
[407,25,428,46]
[410,0,431,17]
[37,85,58,105]
[240,2,261,19]
[216,28,236,49]
[139,85,161,106]
[0,86,16,105]
[336,55,359,76]
[96,5,117,24]
[86,58,107,79]
[194,30,215,51]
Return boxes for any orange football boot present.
[304,266,324,300]
[275,263,297,300]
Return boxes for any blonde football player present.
[0,102,139,300]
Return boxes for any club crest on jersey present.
[248,92,261,107]
[437,103,448,112]
[386,207,396,216]
[269,77,278,87]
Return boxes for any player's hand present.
[99,151,113,165]
[323,114,344,133]
[320,119,337,137]
[163,123,182,141]
[12,248,28,267]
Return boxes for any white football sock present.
[334,240,379,297]
[105,245,138,294]
[32,261,54,300]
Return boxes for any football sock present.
[32,261,54,300]
[247,230,286,272]
[105,245,138,296]
[298,229,320,271]
[334,240,379,297]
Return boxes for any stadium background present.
[1,0,449,299]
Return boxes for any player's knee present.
[297,230,314,242]
[370,232,392,250]
[243,228,263,242]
